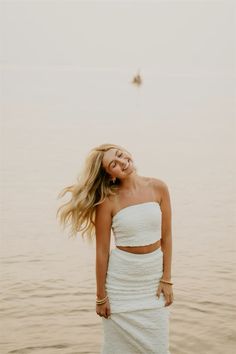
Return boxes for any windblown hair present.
[56,143,131,244]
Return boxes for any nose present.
[121,157,129,167]
[118,151,131,166]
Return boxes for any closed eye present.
[112,153,123,168]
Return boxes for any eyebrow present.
[107,149,119,169]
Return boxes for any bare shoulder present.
[150,177,171,207]
[95,196,113,220]
[150,177,169,190]
[95,196,113,254]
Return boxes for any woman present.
[57,143,173,354]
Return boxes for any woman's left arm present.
[159,180,172,281]
[153,179,173,306]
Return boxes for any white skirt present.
[100,247,171,354]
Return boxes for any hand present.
[156,281,174,307]
[96,298,111,319]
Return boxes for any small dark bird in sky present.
[131,70,142,86]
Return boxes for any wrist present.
[96,291,107,299]
[161,276,172,281]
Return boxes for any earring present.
[111,177,116,183]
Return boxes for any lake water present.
[1,1,235,354]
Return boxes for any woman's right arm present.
[95,198,112,299]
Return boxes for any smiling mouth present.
[123,160,130,171]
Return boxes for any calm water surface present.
[1,111,235,353]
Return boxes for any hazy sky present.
[1,0,234,75]
[1,0,235,167]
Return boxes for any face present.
[102,147,135,179]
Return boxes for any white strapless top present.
[111,201,161,247]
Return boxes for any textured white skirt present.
[101,247,171,354]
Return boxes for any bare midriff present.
[116,239,161,254]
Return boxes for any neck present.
[119,172,143,191]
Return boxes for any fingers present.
[104,304,111,319]
[156,286,174,307]
[98,312,111,319]
[156,286,162,298]
[97,311,106,318]
[164,292,174,307]
[106,306,111,319]
[156,282,174,307]
[96,306,111,319]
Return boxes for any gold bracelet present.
[96,295,108,304]
[96,299,108,306]
[96,297,108,304]
[96,300,107,305]
[160,279,173,285]
[96,294,107,301]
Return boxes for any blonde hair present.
[56,143,131,244]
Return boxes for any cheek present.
[115,165,123,173]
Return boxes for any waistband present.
[111,246,163,260]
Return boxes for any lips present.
[123,160,130,171]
